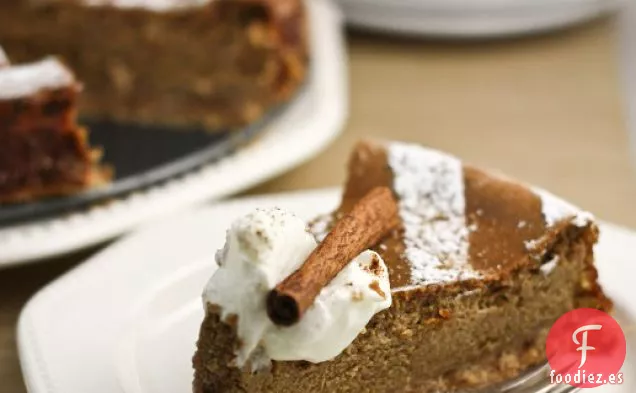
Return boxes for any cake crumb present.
[498,352,521,372]
[580,276,593,290]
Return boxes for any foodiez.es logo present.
[546,308,626,388]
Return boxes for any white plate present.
[338,0,621,38]
[17,188,636,393]
[0,0,346,268]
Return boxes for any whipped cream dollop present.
[203,208,392,370]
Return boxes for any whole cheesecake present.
[193,140,611,392]
[0,0,308,131]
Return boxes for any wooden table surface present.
[2,17,635,393]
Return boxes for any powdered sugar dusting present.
[0,58,75,100]
[388,142,481,286]
[534,188,594,228]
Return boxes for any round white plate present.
[338,0,621,38]
[0,0,346,268]
[17,188,636,393]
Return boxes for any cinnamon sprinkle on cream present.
[369,281,386,299]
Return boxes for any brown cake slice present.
[193,139,611,393]
[0,55,107,203]
[0,0,308,131]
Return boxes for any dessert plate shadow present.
[17,188,636,393]
[0,0,347,267]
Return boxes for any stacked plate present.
[338,0,622,37]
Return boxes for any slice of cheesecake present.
[193,140,611,392]
[0,55,108,203]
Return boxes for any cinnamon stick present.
[267,187,399,326]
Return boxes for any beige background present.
[1,17,635,392]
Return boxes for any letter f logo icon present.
[572,324,602,368]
